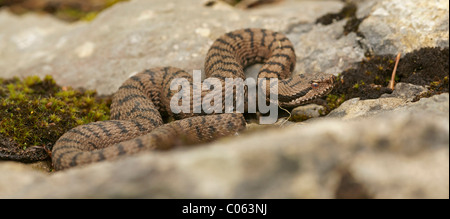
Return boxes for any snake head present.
[278,74,336,107]
[310,74,336,93]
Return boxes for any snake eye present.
[311,82,319,88]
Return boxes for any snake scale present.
[52,28,335,170]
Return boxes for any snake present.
[52,28,335,170]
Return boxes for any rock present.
[290,20,365,75]
[380,82,428,101]
[291,104,325,121]
[327,97,408,120]
[393,92,449,116]
[0,0,448,199]
[358,0,449,54]
[0,10,74,77]
[0,93,448,198]
[328,82,436,120]
[273,117,295,127]
[0,162,49,196]
[0,0,345,95]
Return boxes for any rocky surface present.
[0,0,449,198]
[291,104,325,120]
[0,0,346,95]
[1,93,448,198]
[358,0,449,55]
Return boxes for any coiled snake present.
[52,28,335,170]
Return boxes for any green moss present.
[352,80,367,89]
[70,0,129,22]
[289,114,311,123]
[413,76,449,101]
[3,0,130,22]
[325,93,346,112]
[105,0,128,7]
[0,75,111,150]
[231,0,243,5]
[55,8,87,21]
[81,12,100,22]
[324,47,448,108]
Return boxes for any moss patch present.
[315,2,365,38]
[315,2,357,25]
[323,47,449,113]
[0,75,111,162]
[1,0,129,22]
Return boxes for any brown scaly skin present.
[52,28,335,170]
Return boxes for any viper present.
[52,28,335,170]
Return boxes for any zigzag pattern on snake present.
[52,28,335,170]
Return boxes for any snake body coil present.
[52,28,335,170]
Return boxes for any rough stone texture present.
[0,0,449,199]
[380,82,428,101]
[358,0,449,54]
[327,97,408,120]
[291,104,325,119]
[1,0,448,91]
[327,82,435,120]
[0,0,346,95]
[288,20,365,75]
[0,94,448,198]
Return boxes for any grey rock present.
[358,0,449,55]
[327,97,408,120]
[0,0,345,95]
[393,92,449,116]
[289,20,365,75]
[329,82,431,120]
[381,82,428,101]
[291,104,326,120]
[0,94,448,198]
[0,162,49,196]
